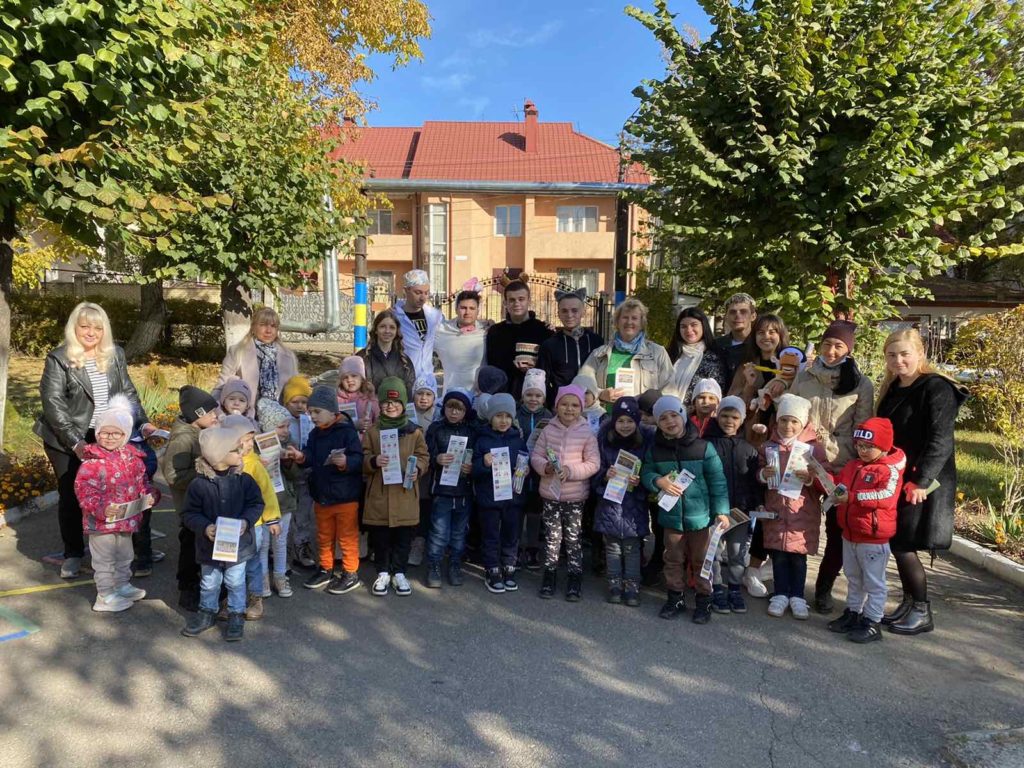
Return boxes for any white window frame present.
[557,268,599,296]
[368,271,394,302]
[368,209,393,235]
[556,205,598,233]
[494,205,522,237]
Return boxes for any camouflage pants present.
[542,500,585,574]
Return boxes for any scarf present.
[562,326,586,340]
[613,331,645,355]
[672,341,705,403]
[253,339,279,402]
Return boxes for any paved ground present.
[1,492,1022,768]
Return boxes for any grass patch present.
[955,429,1004,506]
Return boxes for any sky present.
[361,0,714,145]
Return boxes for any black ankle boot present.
[181,609,216,637]
[813,583,835,614]
[692,594,713,625]
[881,594,914,625]
[827,608,861,633]
[566,573,582,602]
[659,590,685,620]
[225,612,245,642]
[539,569,556,599]
[888,601,933,636]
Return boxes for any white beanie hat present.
[571,373,600,398]
[522,368,546,396]
[718,395,747,419]
[95,394,134,446]
[776,393,812,428]
[199,425,246,467]
[691,378,722,401]
[652,395,685,422]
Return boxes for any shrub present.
[0,454,56,516]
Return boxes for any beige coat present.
[578,339,675,400]
[361,423,429,528]
[789,358,874,468]
[214,338,299,416]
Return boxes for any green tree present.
[626,0,1024,340]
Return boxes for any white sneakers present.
[743,567,769,599]
[372,572,391,596]
[60,557,83,579]
[93,593,134,613]
[407,537,426,567]
[391,573,412,596]
[789,597,810,620]
[115,584,146,601]
[767,595,810,619]
[372,572,412,596]
[767,594,789,617]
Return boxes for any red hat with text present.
[853,417,894,453]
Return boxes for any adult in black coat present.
[536,288,604,409]
[876,329,968,636]
[484,280,553,400]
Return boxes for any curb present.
[949,534,1024,592]
[1,491,58,527]
[944,726,1024,768]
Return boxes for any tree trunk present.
[221,278,253,351]
[124,278,167,360]
[0,203,16,455]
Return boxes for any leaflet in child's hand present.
[439,435,469,487]
[657,469,695,511]
[491,447,513,501]
[778,441,811,500]
[379,428,403,485]
[806,456,835,495]
[603,450,641,504]
[104,495,150,523]
[212,517,243,562]
[256,431,285,493]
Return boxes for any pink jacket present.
[74,444,160,535]
[757,423,829,555]
[530,417,600,502]
[337,389,379,433]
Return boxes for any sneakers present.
[566,573,582,602]
[659,590,686,620]
[503,566,518,592]
[727,585,747,613]
[327,571,362,595]
[114,584,146,602]
[133,564,153,578]
[711,585,730,614]
[743,567,768,598]
[391,572,412,596]
[272,573,293,598]
[767,594,789,617]
[93,593,133,613]
[448,561,464,587]
[296,542,317,569]
[485,568,506,594]
[539,569,556,599]
[789,597,810,620]
[225,612,245,642]
[261,573,272,599]
[304,569,332,590]
[849,617,883,644]
[372,572,391,596]
[623,580,640,607]
[692,594,713,625]
[828,608,861,633]
[607,580,623,604]
[152,550,166,563]
[181,609,217,637]
[408,537,426,567]
[426,562,443,589]
[245,594,264,620]
[60,556,83,579]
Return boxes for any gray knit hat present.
[308,385,339,414]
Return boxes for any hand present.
[377,455,390,468]
[656,476,683,496]
[793,468,811,483]
[331,453,348,470]
[834,485,849,502]
[599,388,624,404]
[484,454,494,468]
[515,358,534,371]
[73,442,87,460]
[438,453,455,466]
[142,494,155,508]
[104,503,119,516]
[627,474,640,488]
[140,422,157,439]
[409,467,419,482]
[765,380,786,399]
[239,521,247,534]
[205,524,216,542]
[904,483,928,504]
[460,462,471,476]
[543,462,555,475]
[606,467,618,482]
[557,468,569,482]
[716,514,731,530]
[268,523,281,536]
[741,363,758,388]
[285,446,304,462]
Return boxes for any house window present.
[556,205,598,233]
[367,209,393,235]
[368,271,394,303]
[557,268,599,297]
[422,203,448,295]
[494,205,522,237]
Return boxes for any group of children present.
[72,350,907,645]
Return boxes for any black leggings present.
[814,509,844,592]
[44,441,89,559]
[893,550,928,602]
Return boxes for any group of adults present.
[36,270,967,633]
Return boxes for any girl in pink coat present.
[530,384,600,601]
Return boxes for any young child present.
[572,372,606,433]
[181,425,264,642]
[294,386,365,594]
[829,417,906,643]
[280,375,316,569]
[636,388,664,586]
[642,395,730,625]
[424,389,476,588]
[591,397,651,607]
[337,355,379,434]
[472,393,529,594]
[409,378,438,567]
[530,385,600,601]
[473,365,509,430]
[362,377,429,596]
[74,395,159,613]
[517,368,553,571]
[757,393,827,620]
[706,396,761,614]
[161,385,221,611]
[689,378,722,437]
[219,379,254,421]
[222,414,281,620]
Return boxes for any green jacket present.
[160,417,201,512]
[641,421,729,531]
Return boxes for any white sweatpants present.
[843,539,890,622]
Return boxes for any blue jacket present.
[425,417,476,497]
[472,425,527,508]
[182,460,264,566]
[302,415,365,505]
[592,422,653,539]
[516,403,552,494]
[706,422,763,513]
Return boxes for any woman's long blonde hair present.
[64,301,115,371]
[241,307,281,347]
[876,328,957,404]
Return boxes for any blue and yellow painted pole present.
[354,234,368,351]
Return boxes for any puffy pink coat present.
[530,417,600,502]
[758,424,829,555]
[74,443,160,535]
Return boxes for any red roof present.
[328,117,649,185]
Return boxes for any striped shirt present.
[85,358,109,428]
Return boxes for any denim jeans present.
[479,503,523,570]
[428,496,472,565]
[604,535,642,584]
[770,549,808,599]
[246,524,266,595]
[200,561,247,613]
[259,513,292,579]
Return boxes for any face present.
[558,298,584,331]
[693,393,719,417]
[614,415,637,438]
[491,412,513,432]
[222,393,248,415]
[885,340,922,378]
[238,432,255,456]
[375,317,398,345]
[195,410,220,429]
[855,440,884,463]
[308,406,336,427]
[285,395,308,417]
[222,447,243,469]
[254,320,278,344]
[727,303,755,335]
[415,390,435,411]
[75,317,104,351]
[523,390,545,411]
[678,317,703,345]
[456,299,479,327]
[755,324,781,355]
[717,408,742,436]
[616,308,644,341]
[444,399,467,424]
[658,410,685,437]
[584,391,596,408]
[275,422,291,442]
[776,415,803,440]
[504,289,530,321]
[819,338,850,366]
[341,374,363,393]
[556,395,582,425]
[405,284,430,312]
[381,400,404,418]
[96,426,125,451]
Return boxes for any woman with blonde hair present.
[214,307,299,417]
[35,301,153,578]
[876,327,967,636]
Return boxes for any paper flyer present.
[806,456,836,495]
[614,367,636,397]
[657,469,696,511]
[439,435,469,487]
[491,447,513,502]
[698,509,750,580]
[512,451,530,494]
[778,441,811,500]
[402,454,418,489]
[603,450,641,504]
[212,516,243,563]
[379,428,403,485]
[339,402,358,425]
[255,431,285,493]
[104,495,151,523]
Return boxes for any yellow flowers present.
[0,455,56,510]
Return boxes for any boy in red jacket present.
[828,417,906,643]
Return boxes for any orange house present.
[329,100,651,306]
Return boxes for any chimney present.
[524,99,539,153]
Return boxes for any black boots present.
[692,594,713,625]
[888,601,933,635]
[539,569,556,599]
[566,573,582,602]
[659,590,686,620]
[827,608,861,633]
[181,609,216,637]
[813,583,835,614]
[607,579,623,604]
[849,617,883,644]
[225,612,245,642]
[881,594,914,625]
[178,588,199,613]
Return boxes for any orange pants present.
[315,501,360,573]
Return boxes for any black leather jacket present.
[34,344,148,453]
